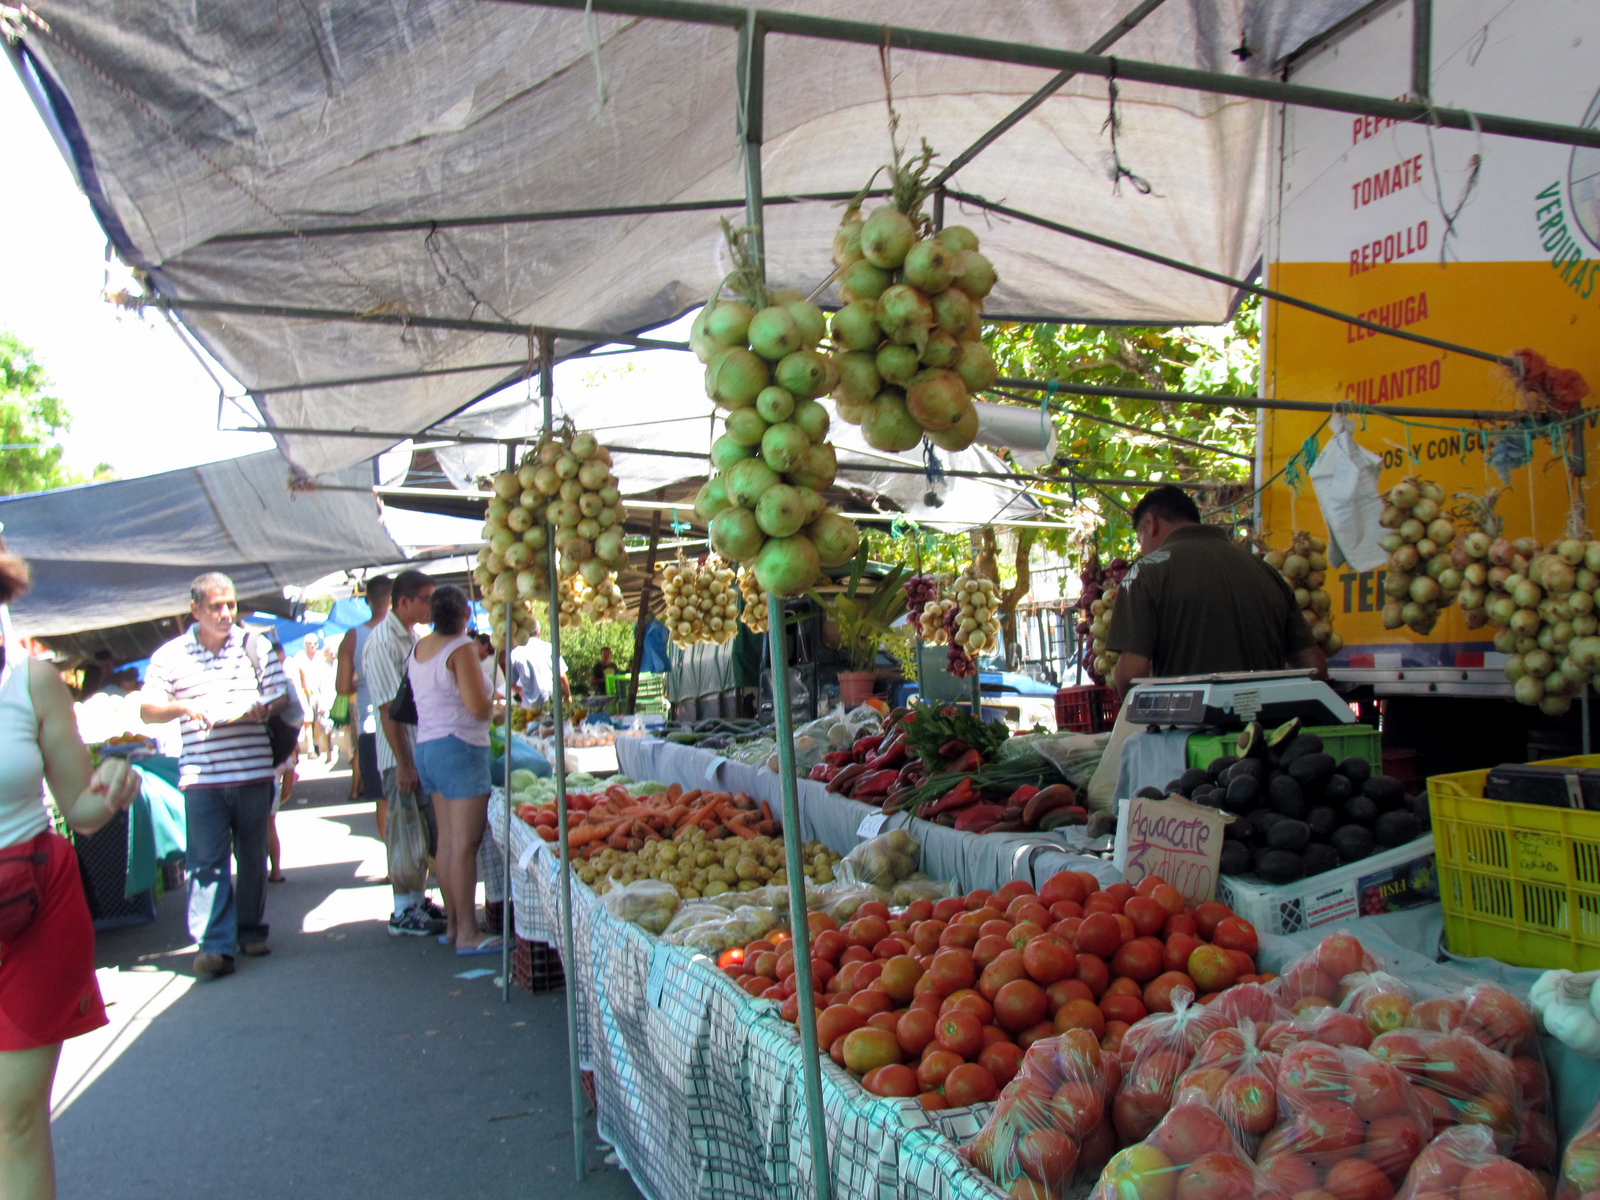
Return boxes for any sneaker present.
[419,897,446,921]
[240,942,271,957]
[194,953,236,978]
[388,907,446,937]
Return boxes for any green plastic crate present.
[1186,723,1381,773]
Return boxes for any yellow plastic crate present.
[1427,754,1600,970]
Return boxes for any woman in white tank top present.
[406,585,497,954]
[0,554,140,1199]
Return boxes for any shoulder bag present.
[388,648,419,725]
[242,636,303,767]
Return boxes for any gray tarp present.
[0,451,404,637]
[10,1,1368,480]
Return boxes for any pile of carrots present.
[515,783,781,856]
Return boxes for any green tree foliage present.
[0,333,110,494]
[561,613,640,698]
[984,298,1261,561]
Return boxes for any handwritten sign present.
[1113,795,1229,906]
[856,812,888,839]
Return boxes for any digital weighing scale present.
[1123,670,1356,730]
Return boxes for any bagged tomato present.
[1091,1087,1276,1200]
[1367,1026,1522,1155]
[1267,930,1379,1012]
[961,1027,1120,1195]
[1173,1021,1282,1156]
[1255,1040,1433,1195]
[1395,1124,1547,1200]
[1337,972,1420,1039]
[1403,984,1553,1171]
[1557,1091,1600,1200]
[1114,988,1209,1146]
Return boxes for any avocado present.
[1223,815,1252,842]
[1230,757,1266,782]
[1344,795,1379,827]
[1251,845,1273,873]
[1267,818,1311,854]
[1266,718,1302,758]
[1190,786,1220,808]
[1406,794,1433,827]
[1219,841,1251,875]
[1303,843,1341,876]
[1163,779,1183,796]
[1250,809,1286,838]
[1288,752,1338,793]
[1332,824,1376,861]
[1208,755,1240,780]
[1268,774,1306,819]
[1223,776,1261,814]
[1136,786,1166,800]
[1307,805,1339,839]
[1176,768,1211,797]
[1338,756,1373,786]
[1363,774,1407,812]
[1237,720,1266,758]
[1321,774,1354,805]
[1258,849,1306,884]
[1375,809,1423,847]
[1278,733,1325,767]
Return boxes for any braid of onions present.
[690,223,861,599]
[826,142,998,453]
[905,574,954,644]
[1375,477,1456,635]
[1261,531,1342,655]
[1450,488,1506,630]
[658,555,739,648]
[737,569,771,633]
[1483,525,1600,713]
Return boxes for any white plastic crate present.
[1215,834,1437,935]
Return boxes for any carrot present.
[676,789,702,808]
[724,810,760,839]
[607,824,632,849]
[606,784,632,804]
[759,800,774,823]
[755,820,779,837]
[568,823,615,848]
[667,782,683,801]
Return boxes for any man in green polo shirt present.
[1107,486,1325,695]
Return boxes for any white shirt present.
[144,625,287,788]
[362,610,418,773]
[509,638,567,704]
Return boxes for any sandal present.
[455,937,504,956]
[268,872,286,883]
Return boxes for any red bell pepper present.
[808,763,838,782]
[946,747,984,775]
[851,734,884,762]
[921,777,980,816]
[826,763,867,794]
[850,769,900,799]
[824,750,853,767]
[864,740,908,771]
[1006,784,1040,807]
[953,803,1007,832]
[938,739,971,759]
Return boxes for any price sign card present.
[1113,794,1230,906]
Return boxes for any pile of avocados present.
[1134,718,1431,886]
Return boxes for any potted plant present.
[810,543,910,708]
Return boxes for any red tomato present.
[973,934,1012,972]
[979,950,1030,1002]
[1314,931,1369,980]
[841,1026,902,1073]
[932,896,968,922]
[866,1011,899,1034]
[1018,1127,1080,1190]
[917,1046,964,1090]
[1325,1158,1397,1200]
[1039,871,1089,907]
[896,1007,937,1057]
[942,989,994,1024]
[1176,1151,1257,1200]
[1291,1101,1366,1155]
[1362,1113,1425,1181]
[1077,912,1122,958]
[1186,945,1238,993]
[1211,916,1259,955]
[1074,953,1110,998]
[966,889,994,911]
[944,1062,999,1106]
[994,979,1048,1033]
[1310,1009,1372,1050]
[1046,978,1094,1013]
[1006,921,1047,952]
[1150,884,1187,917]
[1054,998,1106,1038]
[863,1062,919,1097]
[1460,1160,1547,1200]
[980,1023,1010,1049]
[1163,932,1203,975]
[1191,901,1234,940]
[1143,971,1197,1014]
[1104,975,1143,998]
[853,960,883,987]
[1111,914,1138,944]
[1112,939,1163,983]
[1124,896,1168,936]
[1260,1154,1319,1196]
[1022,934,1076,985]
[1084,893,1123,916]
[1050,916,1084,943]
[1100,993,1148,1025]
[1101,1019,1131,1055]
[928,948,976,995]
[873,937,910,961]
[1017,1020,1056,1052]
[938,922,980,951]
[1349,1059,1408,1120]
[979,1040,1024,1087]
[1162,913,1198,939]
[1013,904,1052,930]
[1278,1042,1348,1109]
[995,879,1036,906]
[840,945,874,965]
[848,988,895,1018]
[1222,948,1256,978]
[903,898,934,922]
[1111,1089,1172,1148]
[935,1009,984,1059]
[909,990,943,1014]
[1219,1073,1277,1136]
[1049,900,1085,921]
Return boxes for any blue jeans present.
[184,782,274,955]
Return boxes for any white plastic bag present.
[385,789,429,895]
[1309,416,1389,571]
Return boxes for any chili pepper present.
[946,747,984,775]
[851,734,884,762]
[986,820,1027,834]
[921,777,980,816]
[808,763,838,782]
[850,769,900,799]
[865,740,908,771]
[1006,784,1040,807]
[937,739,971,760]
[933,813,957,828]
[824,750,853,768]
[826,762,867,794]
[895,761,925,785]
[953,803,1007,832]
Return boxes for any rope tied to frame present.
[1101,58,1153,196]
[582,0,611,112]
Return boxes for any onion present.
[1511,607,1543,636]
[792,399,830,443]
[950,249,997,298]
[875,343,921,387]
[1464,562,1488,587]
[921,329,961,369]
[1493,628,1518,653]
[876,284,935,348]
[1558,538,1588,566]
[1385,572,1411,598]
[808,511,861,568]
[1578,614,1600,637]
[937,226,980,253]
[1458,584,1484,610]
[753,533,821,598]
[775,349,830,399]
[1379,532,1403,552]
[1505,654,1527,682]
[748,306,804,361]
[955,341,999,392]
[1401,600,1428,624]
[1545,559,1578,596]
[931,288,975,335]
[1417,539,1438,561]
[1410,576,1441,604]
[1515,537,1541,556]
[754,483,807,539]
[1438,568,1463,591]
[1523,649,1555,678]
[830,301,882,351]
[838,259,892,304]
[706,346,770,407]
[1540,693,1573,716]
[710,433,754,473]
[1515,674,1547,706]
[1514,579,1545,609]
[832,212,864,267]
[1400,519,1426,543]
[1283,553,1311,580]
[787,443,838,491]
[786,299,827,347]
[1263,550,1286,569]
[906,369,969,432]
[861,389,924,452]
[1488,538,1516,565]
[833,352,880,407]
[902,238,957,293]
[727,456,780,509]
[1389,546,1420,572]
[1382,601,1405,630]
[1428,518,1456,545]
[1379,504,1404,529]
[705,300,755,348]
[859,206,916,269]
[1389,481,1420,509]
[1412,498,1440,522]
[1464,531,1491,558]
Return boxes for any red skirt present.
[0,831,107,1051]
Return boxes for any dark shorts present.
[357,732,383,800]
[0,831,107,1051]
[382,767,438,856]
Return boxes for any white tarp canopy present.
[8,1,1370,480]
[0,451,405,637]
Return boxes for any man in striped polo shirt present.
[142,572,289,979]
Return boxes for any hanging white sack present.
[1308,416,1389,571]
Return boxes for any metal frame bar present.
[1411,0,1432,104]
[501,442,517,1005]
[249,359,532,397]
[943,190,1515,367]
[493,0,1600,151]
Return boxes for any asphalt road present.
[49,764,641,1200]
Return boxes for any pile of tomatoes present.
[714,870,1266,1108]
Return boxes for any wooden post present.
[625,492,665,713]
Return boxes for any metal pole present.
[533,329,585,1182]
[1584,685,1592,757]
[1411,0,1432,105]
[741,12,828,1199]
[503,440,517,1004]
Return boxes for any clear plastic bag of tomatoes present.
[1557,1091,1600,1200]
[1253,1039,1434,1199]
[1112,988,1212,1146]
[1366,1023,1525,1157]
[1394,1123,1548,1200]
[1091,1086,1277,1200]
[1398,984,1555,1171]
[960,1027,1121,1196]
[1334,971,1420,1040]
[1171,1021,1282,1156]
[1266,930,1379,1013]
